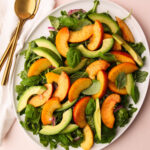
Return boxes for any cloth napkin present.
[0,0,55,144]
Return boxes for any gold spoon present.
[0,0,40,71]
[1,0,40,85]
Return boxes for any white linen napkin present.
[0,0,55,144]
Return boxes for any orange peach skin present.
[103,33,122,51]
[108,81,127,95]
[45,72,60,84]
[87,20,103,51]
[108,62,138,82]
[111,51,135,64]
[116,17,135,42]
[69,25,93,43]
[28,58,51,77]
[56,27,69,57]
[53,71,70,101]
[101,94,121,128]
[86,60,110,79]
[81,124,94,150]
[41,97,61,125]
[92,71,108,99]
[68,78,92,102]
[73,97,91,128]
[28,84,53,107]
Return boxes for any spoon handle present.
[1,20,24,85]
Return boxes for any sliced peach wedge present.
[28,58,51,77]
[41,97,61,125]
[86,60,110,79]
[73,97,91,128]
[111,51,135,64]
[69,24,93,43]
[87,20,103,51]
[68,78,92,102]
[101,94,121,128]
[116,17,135,42]
[53,71,70,101]
[56,27,69,57]
[81,124,94,150]
[45,72,60,84]
[108,62,138,82]
[28,84,53,107]
[92,71,108,99]
[108,81,127,95]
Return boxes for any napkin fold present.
[0,0,55,144]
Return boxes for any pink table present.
[0,0,150,150]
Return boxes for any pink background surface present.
[0,0,150,150]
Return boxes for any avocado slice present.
[32,47,63,68]
[94,98,101,140]
[56,99,77,112]
[52,58,87,74]
[88,13,120,34]
[17,86,46,112]
[60,124,78,134]
[34,38,62,59]
[40,109,72,135]
[126,74,134,95]
[77,38,114,58]
[112,34,143,66]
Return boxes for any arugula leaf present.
[15,85,27,97]
[87,0,99,14]
[120,95,129,108]
[49,16,60,30]
[85,98,96,115]
[129,42,146,56]
[99,53,116,62]
[86,115,95,131]
[48,31,57,44]
[70,71,88,83]
[67,47,82,68]
[115,72,127,89]
[131,83,139,104]
[18,70,28,80]
[133,70,148,83]
[128,104,137,117]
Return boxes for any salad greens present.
[15,0,148,150]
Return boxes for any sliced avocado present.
[88,13,120,34]
[17,86,46,112]
[126,74,134,95]
[60,124,78,134]
[32,47,63,68]
[52,58,87,74]
[56,99,77,112]
[94,98,101,140]
[77,38,114,58]
[40,109,72,135]
[34,38,62,59]
[112,34,143,66]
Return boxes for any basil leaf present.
[99,53,116,62]
[85,98,96,115]
[82,80,100,95]
[133,70,148,83]
[70,72,88,83]
[115,72,127,89]
[131,83,139,104]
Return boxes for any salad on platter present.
[16,0,148,150]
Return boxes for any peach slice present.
[103,33,122,51]
[45,72,60,84]
[53,71,70,101]
[87,20,103,51]
[86,60,110,79]
[68,78,92,102]
[73,97,91,128]
[28,58,51,77]
[92,71,108,99]
[101,94,121,128]
[28,84,53,107]
[41,97,61,125]
[56,27,69,57]
[116,17,135,42]
[108,81,127,95]
[111,51,135,64]
[81,124,94,150]
[69,25,93,43]
[108,62,138,82]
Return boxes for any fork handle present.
[1,20,24,85]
